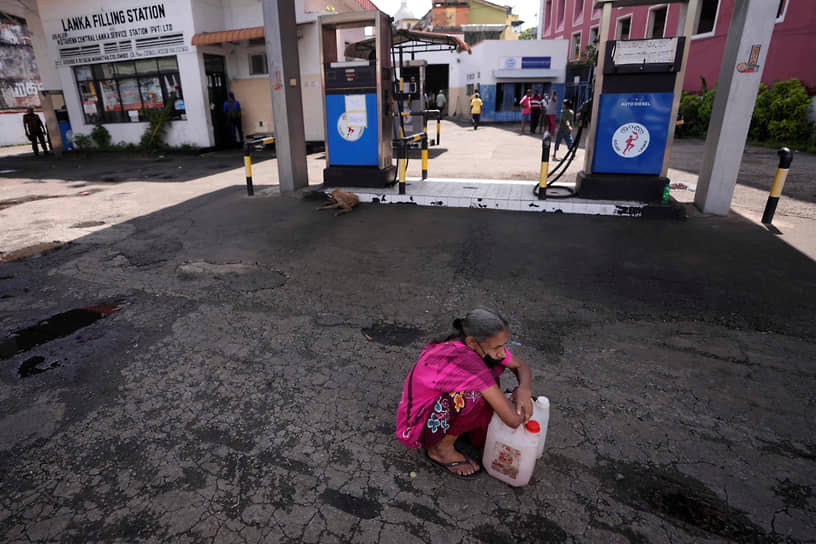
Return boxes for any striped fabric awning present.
[191,26,264,46]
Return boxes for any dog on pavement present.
[317,189,359,216]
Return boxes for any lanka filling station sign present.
[44,2,190,65]
[592,93,673,175]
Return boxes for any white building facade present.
[22,0,374,149]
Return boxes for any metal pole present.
[761,148,793,224]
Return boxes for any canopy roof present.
[344,28,472,60]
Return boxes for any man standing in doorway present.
[223,92,243,145]
[23,107,48,156]
[435,90,446,116]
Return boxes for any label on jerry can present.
[490,441,521,478]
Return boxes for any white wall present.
[35,0,214,147]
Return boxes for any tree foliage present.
[677,77,814,151]
[518,27,536,40]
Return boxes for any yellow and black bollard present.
[436,114,441,146]
[421,133,428,180]
[538,134,551,200]
[243,143,254,196]
[398,140,407,195]
[761,147,793,225]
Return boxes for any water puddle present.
[0,304,120,361]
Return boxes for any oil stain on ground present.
[595,458,771,541]
[319,488,382,519]
[361,321,424,347]
[0,304,119,360]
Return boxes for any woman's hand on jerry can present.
[511,386,534,423]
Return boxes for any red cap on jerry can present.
[525,420,540,433]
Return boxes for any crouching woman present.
[395,307,534,478]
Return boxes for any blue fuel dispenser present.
[319,12,395,187]
[578,0,697,202]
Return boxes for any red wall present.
[542,0,816,93]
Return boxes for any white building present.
[409,38,568,123]
[4,0,376,149]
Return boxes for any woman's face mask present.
[478,342,506,368]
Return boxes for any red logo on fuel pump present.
[612,123,650,158]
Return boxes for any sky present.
[372,0,539,32]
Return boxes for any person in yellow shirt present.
[470,92,483,131]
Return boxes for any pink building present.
[538,0,815,93]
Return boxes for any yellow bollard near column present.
[538,135,551,200]
[421,134,428,180]
[244,145,254,196]
[762,147,794,224]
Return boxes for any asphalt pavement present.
[1,128,815,543]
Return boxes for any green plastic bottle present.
[661,182,670,204]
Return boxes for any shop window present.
[694,0,718,36]
[250,53,268,75]
[616,16,631,40]
[648,6,668,38]
[74,56,184,125]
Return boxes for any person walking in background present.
[545,91,558,136]
[223,92,243,145]
[552,99,574,161]
[470,92,483,130]
[530,90,543,134]
[23,107,48,156]
[435,90,447,116]
[519,89,531,134]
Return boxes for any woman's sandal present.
[425,450,481,480]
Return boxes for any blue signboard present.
[592,92,673,175]
[325,93,378,166]
[521,56,551,69]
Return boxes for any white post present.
[694,0,778,216]
[263,0,309,192]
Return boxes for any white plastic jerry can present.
[483,414,541,487]
[532,396,550,458]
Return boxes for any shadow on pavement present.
[0,148,285,185]
[1,191,814,542]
